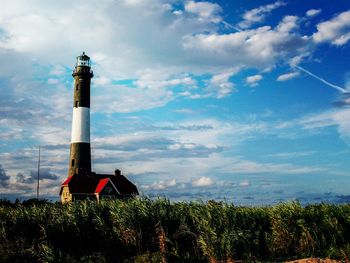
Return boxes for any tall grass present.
[0,198,349,262]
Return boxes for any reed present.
[0,198,349,262]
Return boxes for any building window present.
[76,84,79,90]
[71,159,75,167]
[75,101,78,107]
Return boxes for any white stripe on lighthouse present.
[71,107,90,143]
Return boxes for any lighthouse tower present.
[60,52,138,203]
[68,52,93,177]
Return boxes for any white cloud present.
[94,84,175,113]
[207,70,237,98]
[173,108,199,114]
[183,18,308,70]
[299,108,350,143]
[0,0,312,116]
[0,0,216,76]
[94,76,111,86]
[221,158,323,175]
[144,179,177,190]
[184,0,222,23]
[239,180,250,187]
[239,1,286,29]
[332,32,350,46]
[313,10,350,46]
[267,151,316,159]
[277,15,298,33]
[49,65,66,76]
[277,71,300,81]
[135,70,195,90]
[192,176,214,187]
[167,179,177,187]
[88,117,271,179]
[269,107,350,144]
[1,103,347,197]
[47,78,59,85]
[246,74,263,87]
[123,0,145,6]
[306,9,321,17]
[288,53,310,67]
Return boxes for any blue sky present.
[0,0,350,204]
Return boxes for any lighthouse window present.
[76,84,79,90]
[71,159,75,167]
[75,101,78,107]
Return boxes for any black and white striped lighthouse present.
[68,52,93,177]
[60,52,138,202]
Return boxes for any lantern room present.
[76,52,91,67]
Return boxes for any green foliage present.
[0,198,349,262]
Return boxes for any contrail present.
[294,65,347,93]
[222,21,242,32]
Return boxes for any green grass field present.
[0,198,350,262]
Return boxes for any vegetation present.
[0,198,350,262]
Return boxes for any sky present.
[0,0,350,205]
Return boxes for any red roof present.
[62,176,73,186]
[97,173,139,195]
[95,178,109,193]
[59,171,138,196]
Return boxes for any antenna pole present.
[37,146,40,200]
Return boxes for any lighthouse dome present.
[76,52,91,67]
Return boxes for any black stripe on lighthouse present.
[68,52,93,177]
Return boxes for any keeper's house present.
[60,169,138,203]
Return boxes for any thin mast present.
[37,146,40,200]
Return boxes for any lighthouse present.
[60,52,138,203]
[68,52,93,177]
